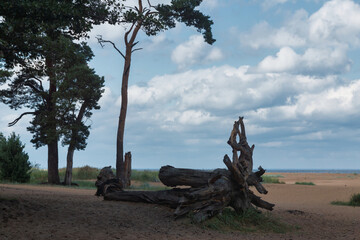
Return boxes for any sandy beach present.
[1,172,359,240]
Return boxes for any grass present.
[29,165,100,184]
[295,182,315,185]
[74,180,96,189]
[331,193,360,207]
[131,170,159,182]
[197,208,294,233]
[262,175,285,184]
[12,167,165,191]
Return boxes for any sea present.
[266,169,360,174]
[136,168,360,174]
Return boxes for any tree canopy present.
[0,0,110,183]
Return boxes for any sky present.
[1,0,360,170]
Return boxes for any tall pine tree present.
[0,0,112,183]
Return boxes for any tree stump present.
[96,117,274,222]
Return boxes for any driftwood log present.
[96,117,274,222]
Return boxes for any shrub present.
[29,167,48,183]
[0,132,31,183]
[262,175,285,184]
[131,170,159,182]
[295,182,315,186]
[197,208,293,233]
[74,165,100,180]
[332,193,360,207]
[349,193,360,206]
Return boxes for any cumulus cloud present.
[246,79,360,122]
[243,0,360,49]
[308,0,360,47]
[127,64,346,134]
[240,0,360,76]
[171,35,224,69]
[255,46,351,75]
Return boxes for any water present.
[135,168,360,174]
[266,169,360,174]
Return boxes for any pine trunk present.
[116,22,142,187]
[47,141,60,184]
[64,102,88,185]
[64,146,75,185]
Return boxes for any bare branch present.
[125,22,136,45]
[147,0,153,8]
[8,112,36,127]
[131,48,143,53]
[132,41,140,48]
[96,35,125,59]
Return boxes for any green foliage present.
[198,208,293,233]
[30,166,100,183]
[0,132,31,183]
[156,0,215,44]
[116,0,215,44]
[74,166,100,180]
[295,182,315,186]
[262,176,285,184]
[331,193,360,207]
[29,167,48,183]
[73,180,97,189]
[131,170,160,182]
[1,0,111,183]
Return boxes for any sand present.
[1,172,359,240]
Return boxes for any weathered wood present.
[247,167,268,194]
[223,154,246,186]
[159,165,228,188]
[96,116,275,222]
[123,152,132,187]
[95,166,122,196]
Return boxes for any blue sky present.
[1,0,360,170]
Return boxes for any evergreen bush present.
[0,132,31,182]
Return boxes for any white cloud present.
[308,0,360,47]
[127,64,345,134]
[257,47,299,73]
[243,0,360,49]
[256,46,351,75]
[246,79,360,122]
[240,21,306,49]
[171,35,224,69]
[88,23,126,44]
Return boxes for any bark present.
[64,102,88,186]
[64,147,75,186]
[47,141,60,184]
[116,14,142,185]
[159,165,228,188]
[46,55,60,184]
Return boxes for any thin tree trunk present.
[116,18,142,186]
[64,146,75,185]
[116,49,131,183]
[64,102,88,185]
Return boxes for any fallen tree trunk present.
[96,117,275,222]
